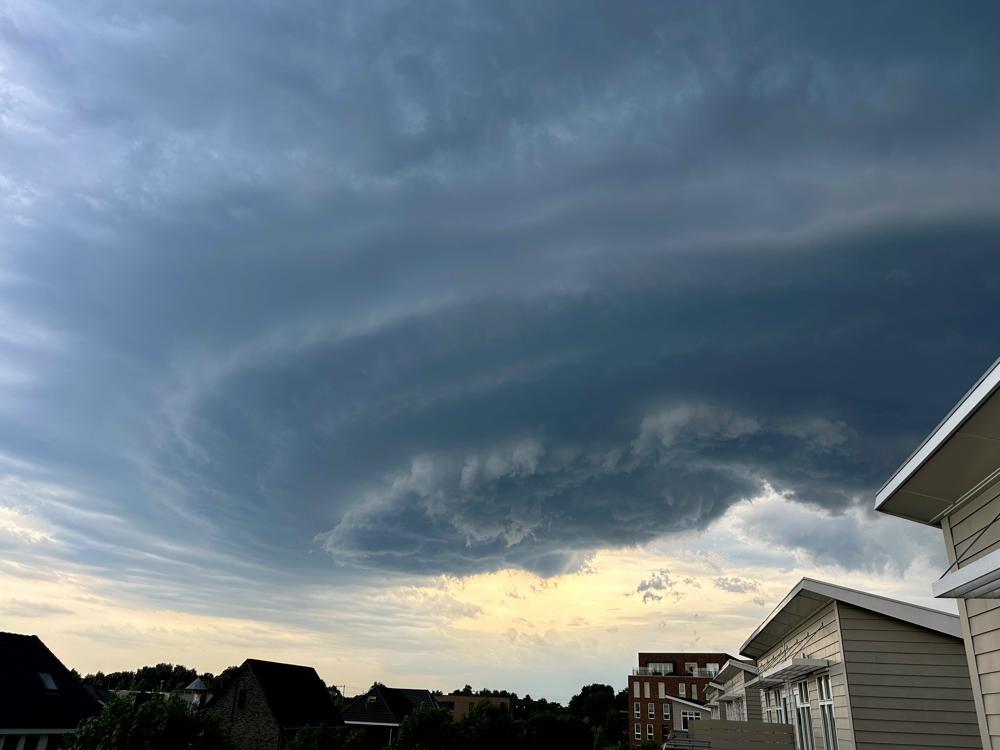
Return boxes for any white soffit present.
[932,548,1000,599]
[759,657,829,684]
[875,356,1000,526]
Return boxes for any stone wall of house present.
[208,666,282,750]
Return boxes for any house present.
[0,632,101,750]
[741,578,981,750]
[207,658,341,750]
[182,676,210,707]
[706,658,761,722]
[875,355,1000,750]
[436,693,510,718]
[627,651,727,746]
[341,684,437,746]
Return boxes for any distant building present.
[0,632,102,750]
[741,578,981,750]
[341,684,438,746]
[182,676,210,707]
[875,355,1000,750]
[627,651,728,746]
[207,658,341,750]
[436,693,510,718]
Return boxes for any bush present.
[286,724,377,750]
[69,694,233,750]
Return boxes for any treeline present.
[79,662,239,693]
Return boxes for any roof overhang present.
[932,547,1000,599]
[740,578,960,659]
[876,356,1000,526]
[707,681,724,691]
[757,657,829,684]
[715,659,759,684]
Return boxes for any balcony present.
[633,667,719,678]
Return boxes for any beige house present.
[741,578,980,750]
[705,659,761,722]
[876,356,1000,750]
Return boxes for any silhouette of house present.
[341,684,438,745]
[207,658,341,750]
[0,632,102,749]
[182,676,210,707]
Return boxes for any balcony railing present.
[633,667,719,678]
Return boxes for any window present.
[658,682,666,699]
[633,681,640,698]
[817,675,838,750]
[682,711,701,730]
[663,702,671,721]
[643,682,650,699]
[634,723,641,740]
[237,688,247,709]
[647,723,654,740]
[707,662,720,676]
[795,681,815,750]
[691,684,697,700]
[648,702,655,719]
[678,683,686,697]
[648,662,675,675]
[39,672,58,690]
[685,662,698,675]
[634,701,640,718]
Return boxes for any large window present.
[682,711,701,730]
[707,662,720,676]
[795,682,815,750]
[643,682,651,699]
[648,702,655,720]
[634,701,640,718]
[817,675,838,750]
[663,702,671,721]
[764,689,773,723]
[685,662,698,675]
[648,662,675,675]
[634,723,641,740]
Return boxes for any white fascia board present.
[669,696,710,711]
[932,548,1000,599]
[343,720,400,727]
[875,356,1000,512]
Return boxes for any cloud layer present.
[1,1,999,628]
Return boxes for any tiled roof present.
[342,685,437,726]
[0,632,102,730]
[244,659,341,728]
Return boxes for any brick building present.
[207,659,341,750]
[627,651,730,746]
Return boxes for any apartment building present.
[741,578,981,750]
[627,651,727,746]
[875,356,1000,750]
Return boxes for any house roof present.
[876,355,1000,526]
[0,632,102,730]
[714,659,759,684]
[184,677,208,691]
[739,578,961,660]
[342,685,437,726]
[666,695,710,712]
[243,659,341,728]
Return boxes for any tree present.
[69,694,234,750]
[568,683,622,743]
[394,708,466,750]
[459,701,520,750]
[522,713,592,750]
[286,725,376,750]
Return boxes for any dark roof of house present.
[245,659,342,728]
[342,685,438,726]
[0,632,102,730]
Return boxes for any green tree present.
[69,694,234,750]
[394,708,465,750]
[286,725,377,750]
[459,701,520,750]
[522,713,592,750]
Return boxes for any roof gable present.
[0,632,102,730]
[740,578,960,659]
[342,685,436,726]
[243,659,341,728]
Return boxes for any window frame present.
[648,702,655,720]
[634,723,641,740]
[663,702,671,721]
[817,674,838,750]
[681,711,701,730]
[634,701,640,718]
[795,681,815,750]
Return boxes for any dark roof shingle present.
[245,659,341,728]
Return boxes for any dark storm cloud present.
[2,0,1000,606]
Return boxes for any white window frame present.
[678,683,686,697]
[648,702,655,720]
[635,723,641,740]
[633,681,640,698]
[643,681,651,699]
[685,662,698,675]
[691,684,698,700]
[634,701,640,718]
[795,681,815,750]
[647,723,654,739]
[663,702,671,721]
[682,711,701,730]
[817,674,837,750]
[658,681,666,699]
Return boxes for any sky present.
[2,0,1000,702]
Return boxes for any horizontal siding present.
[840,602,981,750]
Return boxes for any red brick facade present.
[627,651,729,746]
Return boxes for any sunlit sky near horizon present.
[3,0,1000,701]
